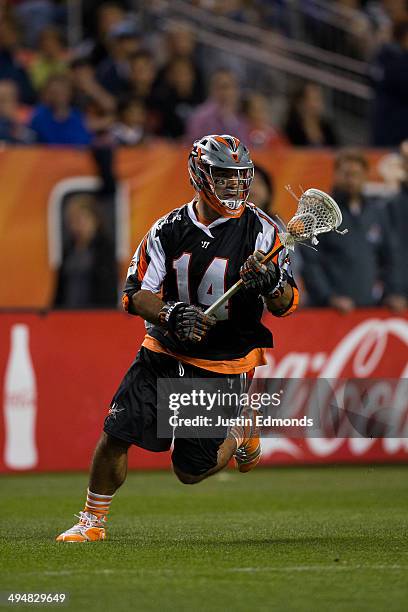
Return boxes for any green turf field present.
[0,466,407,611]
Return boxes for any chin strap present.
[199,191,245,219]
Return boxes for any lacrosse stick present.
[204,188,348,317]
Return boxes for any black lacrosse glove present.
[240,250,283,297]
[159,302,217,343]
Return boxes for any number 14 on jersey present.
[173,253,229,320]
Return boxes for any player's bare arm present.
[130,289,163,324]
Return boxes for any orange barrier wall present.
[0,145,386,308]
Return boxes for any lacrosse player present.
[57,134,299,542]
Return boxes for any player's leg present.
[172,436,237,484]
[229,410,262,473]
[88,432,130,495]
[171,366,261,484]
[56,348,172,542]
[172,411,261,485]
[56,433,131,542]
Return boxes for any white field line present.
[6,565,407,577]
[227,565,407,572]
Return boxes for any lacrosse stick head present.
[283,188,346,248]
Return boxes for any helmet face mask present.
[188,134,254,218]
[211,166,254,211]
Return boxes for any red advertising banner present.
[0,309,407,473]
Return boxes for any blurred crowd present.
[0,0,407,313]
[0,2,287,148]
[0,0,407,147]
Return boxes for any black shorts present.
[103,347,247,476]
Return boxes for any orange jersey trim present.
[137,236,149,280]
[142,335,267,374]
[257,210,276,227]
[271,232,283,265]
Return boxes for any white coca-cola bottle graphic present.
[4,324,38,469]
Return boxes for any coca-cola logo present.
[256,318,408,459]
[257,318,408,380]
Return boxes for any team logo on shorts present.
[108,402,125,420]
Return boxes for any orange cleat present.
[232,409,262,473]
[56,511,106,543]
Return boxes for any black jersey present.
[123,200,298,360]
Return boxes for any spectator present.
[250,163,276,216]
[156,23,205,102]
[302,0,372,59]
[29,27,68,91]
[0,18,36,104]
[0,79,33,143]
[336,0,374,58]
[111,97,148,145]
[70,57,115,116]
[96,19,141,97]
[70,58,116,143]
[301,149,405,312]
[29,74,91,145]
[242,93,288,148]
[388,140,408,299]
[366,0,408,47]
[154,57,202,139]
[125,50,161,132]
[252,0,289,30]
[370,20,408,146]
[80,2,126,67]
[13,0,62,49]
[284,82,338,147]
[126,50,156,100]
[54,194,118,309]
[363,150,406,201]
[186,69,249,143]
